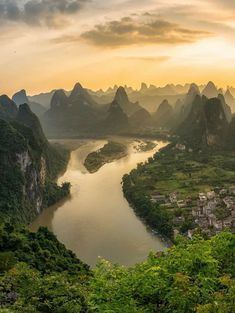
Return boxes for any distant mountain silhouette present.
[0,94,62,155]
[177,95,228,148]
[102,100,129,134]
[29,82,193,114]
[28,90,58,109]
[218,94,232,122]
[114,86,142,116]
[12,89,29,106]
[202,81,218,98]
[185,83,201,105]
[140,82,148,92]
[69,82,97,107]
[17,80,235,139]
[12,89,46,117]
[50,89,68,109]
[129,108,152,129]
[152,99,174,129]
[174,99,184,117]
[43,82,102,136]
[171,84,201,128]
[224,88,235,112]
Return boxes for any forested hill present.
[0,97,70,223]
[0,222,234,312]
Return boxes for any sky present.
[1,0,235,95]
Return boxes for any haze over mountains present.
[2,80,235,148]
[12,89,47,117]
[1,79,235,244]
[27,81,235,113]
[177,95,228,148]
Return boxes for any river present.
[30,139,168,267]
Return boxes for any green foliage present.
[84,141,127,173]
[0,221,234,312]
[0,222,90,312]
[0,223,88,275]
[0,165,25,219]
[43,182,71,207]
[89,232,235,313]
[0,118,70,223]
[137,141,157,152]
[122,143,235,239]
[0,263,90,313]
[0,120,27,154]
[45,143,70,180]
[122,173,173,239]
[0,252,16,272]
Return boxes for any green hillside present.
[0,222,234,313]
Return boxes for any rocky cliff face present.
[0,98,69,222]
[0,118,49,221]
[17,151,46,214]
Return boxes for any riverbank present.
[84,141,127,173]
[41,143,72,214]
[134,140,157,152]
[122,173,174,240]
[30,139,167,266]
[122,143,235,239]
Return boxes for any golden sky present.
[1,0,235,95]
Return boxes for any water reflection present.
[31,139,168,266]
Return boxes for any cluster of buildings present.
[151,186,235,237]
[190,187,235,236]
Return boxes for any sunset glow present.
[1,0,235,95]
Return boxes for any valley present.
[30,138,168,266]
[1,0,235,309]
[1,82,235,312]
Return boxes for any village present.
[151,185,235,238]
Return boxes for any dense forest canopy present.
[0,223,234,313]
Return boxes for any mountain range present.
[12,89,47,117]
[41,83,150,136]
[7,80,235,148]
[31,81,234,138]
[27,81,235,114]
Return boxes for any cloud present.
[209,0,235,9]
[80,14,211,47]
[121,56,170,62]
[0,0,87,27]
